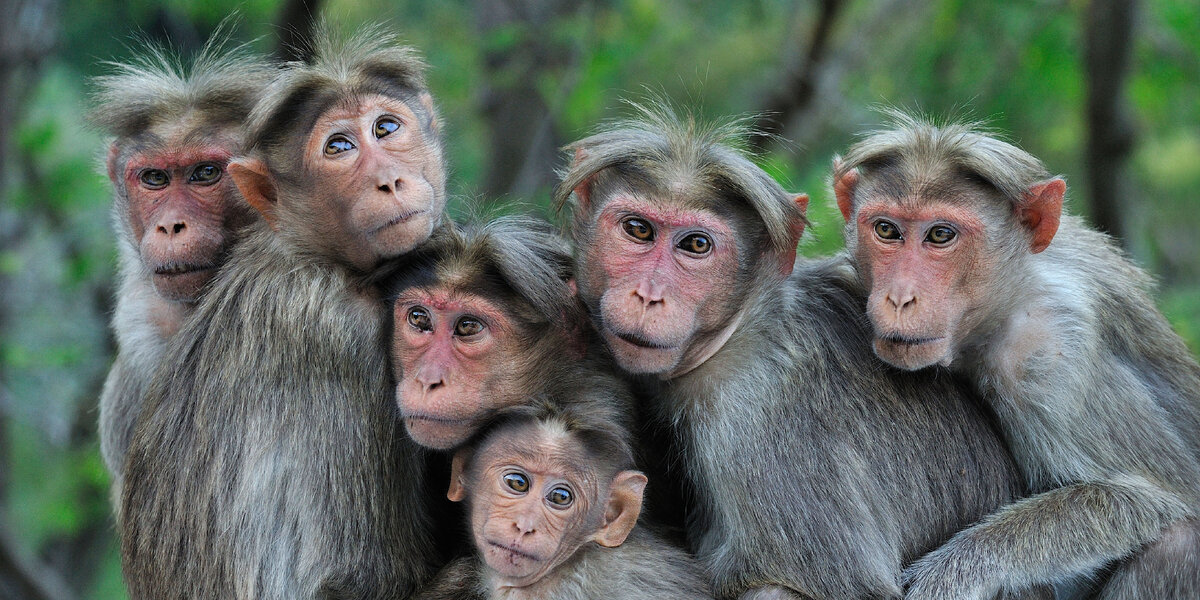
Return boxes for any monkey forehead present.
[309,93,420,131]
[855,199,987,232]
[393,288,512,321]
[477,424,600,486]
[601,193,737,233]
[122,143,236,180]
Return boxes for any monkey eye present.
[407,307,433,332]
[545,486,573,508]
[374,116,402,139]
[454,317,485,337]
[621,217,654,242]
[188,163,222,185]
[324,135,356,156]
[677,233,713,255]
[503,472,529,494]
[139,169,170,189]
[925,225,957,245]
[873,220,902,241]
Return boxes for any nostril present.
[173,222,186,234]
[378,183,391,193]
[427,380,443,391]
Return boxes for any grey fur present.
[90,34,273,502]
[837,113,1200,599]
[119,30,441,599]
[561,104,1048,600]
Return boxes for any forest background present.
[0,0,1197,598]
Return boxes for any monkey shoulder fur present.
[834,111,1200,599]
[120,27,446,599]
[554,102,1048,600]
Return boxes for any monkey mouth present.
[373,209,424,234]
[487,541,540,562]
[153,261,216,277]
[878,333,942,346]
[613,331,674,350]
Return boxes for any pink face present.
[468,431,596,587]
[117,135,255,303]
[303,93,445,270]
[852,199,991,370]
[577,192,744,376]
[392,288,526,449]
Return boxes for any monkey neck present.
[666,309,747,379]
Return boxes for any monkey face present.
[576,191,745,377]
[467,431,598,587]
[302,93,446,270]
[391,289,529,449]
[114,126,256,303]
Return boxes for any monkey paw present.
[902,549,995,600]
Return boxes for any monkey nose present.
[377,176,404,194]
[632,280,665,306]
[156,220,188,238]
[885,291,917,316]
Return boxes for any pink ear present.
[833,161,858,223]
[1020,178,1065,254]
[106,143,121,182]
[446,449,471,502]
[777,193,809,277]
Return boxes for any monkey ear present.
[447,448,471,503]
[1019,178,1065,254]
[106,143,121,182]
[592,470,647,548]
[833,159,859,223]
[228,157,279,228]
[418,91,440,135]
[777,193,809,277]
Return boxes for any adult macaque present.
[383,215,587,450]
[414,399,713,600]
[833,113,1200,599]
[555,104,1049,599]
[90,39,270,499]
[121,29,446,598]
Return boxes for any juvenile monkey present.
[121,28,445,598]
[556,103,1046,599]
[414,399,713,600]
[833,112,1200,599]
[90,37,271,499]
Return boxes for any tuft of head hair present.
[90,26,274,140]
[554,99,804,252]
[384,214,575,323]
[836,108,1057,205]
[244,22,432,155]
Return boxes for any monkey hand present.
[902,539,1000,600]
[738,585,812,600]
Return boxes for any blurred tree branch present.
[0,519,75,600]
[1083,0,1138,243]
[749,0,845,152]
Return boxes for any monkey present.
[413,397,714,600]
[382,214,586,451]
[119,27,447,599]
[832,111,1200,600]
[89,37,272,503]
[553,103,1054,600]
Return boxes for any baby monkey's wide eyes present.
[874,220,901,240]
[546,486,573,507]
[503,472,529,493]
[621,217,654,242]
[374,116,401,138]
[407,307,433,332]
[325,135,355,156]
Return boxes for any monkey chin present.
[370,210,436,259]
[402,414,474,450]
[872,335,951,371]
[151,266,217,303]
[602,329,683,375]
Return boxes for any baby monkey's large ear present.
[447,447,473,502]
[591,470,648,548]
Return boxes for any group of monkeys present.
[89,24,1200,600]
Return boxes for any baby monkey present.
[414,401,713,600]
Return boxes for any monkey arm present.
[902,475,1193,600]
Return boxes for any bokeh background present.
[1,1,1197,597]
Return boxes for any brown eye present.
[677,233,712,255]
[189,163,222,185]
[140,169,169,189]
[407,307,432,332]
[374,117,401,138]
[325,135,355,156]
[926,225,956,244]
[874,220,901,240]
[454,317,484,337]
[503,473,529,493]
[621,217,653,241]
[546,486,573,507]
